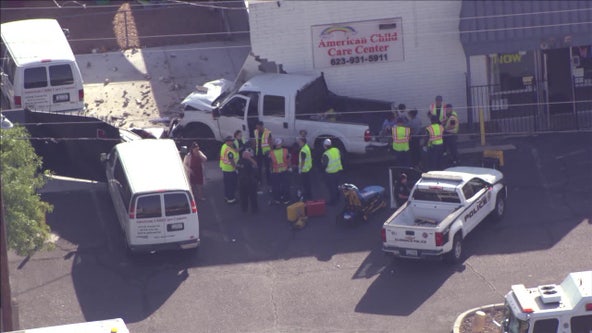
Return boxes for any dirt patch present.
[459,306,505,333]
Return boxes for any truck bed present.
[387,201,459,228]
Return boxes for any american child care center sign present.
[311,18,404,69]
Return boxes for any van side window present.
[570,314,592,332]
[164,193,191,216]
[532,318,558,333]
[136,195,162,218]
[49,64,74,86]
[1,52,16,84]
[263,95,285,117]
[24,67,47,88]
[113,157,131,207]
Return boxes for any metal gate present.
[467,79,592,134]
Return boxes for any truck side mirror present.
[212,108,220,119]
[100,153,108,163]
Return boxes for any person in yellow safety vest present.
[443,104,460,165]
[424,116,445,171]
[268,138,291,205]
[321,138,343,206]
[428,95,447,125]
[233,129,246,153]
[219,136,239,203]
[254,121,272,191]
[391,117,411,167]
[297,136,313,201]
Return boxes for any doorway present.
[544,48,573,115]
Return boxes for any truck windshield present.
[503,303,530,333]
[412,188,460,203]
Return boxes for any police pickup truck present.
[382,167,507,264]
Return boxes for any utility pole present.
[0,187,15,331]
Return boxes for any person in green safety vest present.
[219,136,239,203]
[391,117,411,167]
[254,121,272,192]
[423,116,445,171]
[443,104,459,165]
[297,136,313,201]
[321,138,343,206]
[233,129,246,153]
[428,95,447,125]
[268,138,290,205]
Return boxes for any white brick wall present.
[247,0,468,124]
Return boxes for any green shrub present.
[1,126,53,256]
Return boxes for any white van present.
[1,19,84,112]
[102,139,200,253]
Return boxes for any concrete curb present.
[452,303,505,333]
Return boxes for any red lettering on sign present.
[355,44,389,54]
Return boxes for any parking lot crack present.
[268,263,279,330]
[465,262,503,298]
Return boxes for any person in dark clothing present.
[236,142,259,213]
[406,109,422,168]
[395,173,411,207]
[183,142,207,201]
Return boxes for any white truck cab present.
[502,271,592,333]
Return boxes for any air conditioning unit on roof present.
[538,284,562,304]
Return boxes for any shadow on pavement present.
[30,132,592,322]
[355,254,464,316]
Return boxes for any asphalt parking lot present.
[7,131,592,332]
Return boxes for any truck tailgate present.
[384,224,437,251]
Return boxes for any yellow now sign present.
[492,53,523,64]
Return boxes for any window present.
[136,195,162,218]
[113,156,131,207]
[220,97,247,118]
[532,318,558,333]
[1,52,16,84]
[570,314,592,333]
[24,67,48,89]
[164,192,190,216]
[488,51,534,91]
[49,64,74,86]
[263,95,285,117]
[462,178,488,200]
[412,189,460,203]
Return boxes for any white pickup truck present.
[168,73,392,156]
[382,167,507,264]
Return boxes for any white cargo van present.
[102,139,200,253]
[1,19,84,112]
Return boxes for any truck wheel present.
[492,194,505,221]
[182,123,219,158]
[444,234,462,264]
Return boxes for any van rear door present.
[163,191,195,237]
[23,63,83,112]
[130,191,199,246]
[132,193,165,245]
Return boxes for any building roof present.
[459,0,592,55]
